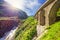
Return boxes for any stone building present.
[35,0,60,36]
[35,0,60,26]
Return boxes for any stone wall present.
[49,0,60,25]
[35,0,60,26]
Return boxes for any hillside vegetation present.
[15,17,37,40]
[37,21,60,40]
[57,8,60,16]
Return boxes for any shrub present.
[15,17,37,40]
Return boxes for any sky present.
[0,0,46,16]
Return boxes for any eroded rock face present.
[0,20,19,38]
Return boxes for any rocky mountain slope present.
[0,0,28,38]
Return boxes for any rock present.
[0,20,19,38]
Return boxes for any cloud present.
[4,0,42,16]
[23,0,41,16]
[4,0,25,9]
[24,0,41,9]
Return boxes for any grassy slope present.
[15,17,37,40]
[38,21,60,40]
[14,8,60,40]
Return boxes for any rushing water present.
[0,26,18,40]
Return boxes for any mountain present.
[0,0,28,19]
[0,0,28,38]
[18,10,28,19]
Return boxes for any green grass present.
[15,17,37,40]
[38,21,60,40]
[15,17,34,38]
[57,8,60,16]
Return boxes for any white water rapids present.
[0,26,18,40]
